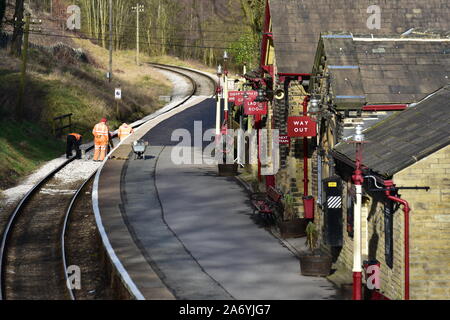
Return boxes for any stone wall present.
[273,79,312,219]
[323,145,450,300]
[394,144,450,299]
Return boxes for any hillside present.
[0,0,256,191]
[0,21,176,191]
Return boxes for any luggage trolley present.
[132,139,148,160]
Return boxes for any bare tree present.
[0,0,6,30]
[10,0,24,56]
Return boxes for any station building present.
[246,0,450,299]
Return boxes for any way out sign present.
[244,101,267,115]
[115,88,122,100]
[287,116,317,137]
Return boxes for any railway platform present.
[94,68,340,299]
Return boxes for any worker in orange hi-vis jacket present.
[118,123,134,141]
[92,118,113,162]
[66,133,83,159]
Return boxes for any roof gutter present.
[362,104,408,111]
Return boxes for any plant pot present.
[278,218,308,239]
[299,254,332,277]
[218,163,238,176]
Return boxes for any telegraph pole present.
[108,0,113,82]
[17,14,41,120]
[132,3,145,66]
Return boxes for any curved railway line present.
[0,64,216,300]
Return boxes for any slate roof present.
[317,36,450,108]
[269,0,450,74]
[333,84,450,178]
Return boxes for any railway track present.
[0,64,216,300]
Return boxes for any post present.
[215,65,222,136]
[223,72,228,127]
[256,114,261,181]
[136,5,139,65]
[215,91,221,135]
[223,51,229,128]
[108,0,113,82]
[303,96,309,196]
[16,13,30,120]
[132,4,145,66]
[352,125,364,300]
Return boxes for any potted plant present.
[299,222,332,277]
[277,193,308,238]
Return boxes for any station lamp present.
[309,95,321,113]
[223,51,229,61]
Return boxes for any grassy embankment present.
[0,40,174,190]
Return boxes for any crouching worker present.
[92,118,113,162]
[118,123,134,141]
[66,133,82,159]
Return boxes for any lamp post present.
[223,51,229,128]
[254,86,267,181]
[216,65,223,136]
[352,124,365,300]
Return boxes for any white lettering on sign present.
[287,116,317,137]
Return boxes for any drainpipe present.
[384,180,410,300]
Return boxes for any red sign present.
[279,135,290,145]
[228,91,257,106]
[244,101,267,115]
[287,116,317,137]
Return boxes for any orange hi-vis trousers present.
[93,122,109,161]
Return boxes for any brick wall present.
[273,80,311,218]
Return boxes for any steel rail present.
[0,157,75,300]
[61,170,98,300]
[0,63,214,300]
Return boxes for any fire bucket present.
[302,196,315,219]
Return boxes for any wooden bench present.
[250,186,283,226]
